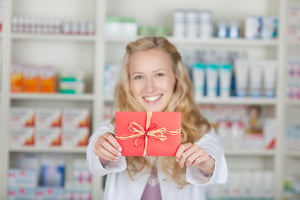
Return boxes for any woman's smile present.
[129,49,176,112]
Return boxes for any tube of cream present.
[192,63,206,100]
[219,64,233,97]
[234,60,249,97]
[263,60,277,98]
[250,61,263,97]
[206,64,218,97]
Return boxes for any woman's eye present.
[133,75,143,80]
[155,72,165,77]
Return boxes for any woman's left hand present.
[175,143,215,176]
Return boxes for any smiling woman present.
[86,37,228,200]
[129,49,176,112]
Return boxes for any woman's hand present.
[94,132,122,165]
[175,143,215,177]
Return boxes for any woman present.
[87,36,228,200]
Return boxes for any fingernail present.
[118,147,122,151]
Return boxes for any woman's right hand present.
[94,132,123,165]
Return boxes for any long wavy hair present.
[112,37,211,186]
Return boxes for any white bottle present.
[185,10,198,38]
[173,9,186,38]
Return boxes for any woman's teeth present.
[144,95,161,102]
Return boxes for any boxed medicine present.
[10,127,35,146]
[36,128,62,147]
[10,108,35,128]
[36,108,62,129]
[62,128,89,147]
[62,108,90,128]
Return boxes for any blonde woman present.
[87,37,228,200]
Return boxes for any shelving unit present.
[0,0,105,199]
[283,0,300,198]
[0,0,298,199]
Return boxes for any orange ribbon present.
[116,112,181,156]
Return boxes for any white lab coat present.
[86,121,228,200]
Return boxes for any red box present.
[116,112,181,156]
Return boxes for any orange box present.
[23,66,39,93]
[38,66,56,93]
[11,64,23,93]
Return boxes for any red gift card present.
[116,112,181,156]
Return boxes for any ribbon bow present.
[116,112,181,156]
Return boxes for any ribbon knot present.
[116,112,181,156]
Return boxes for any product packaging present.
[192,63,206,100]
[116,112,181,156]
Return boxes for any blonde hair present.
[113,37,211,186]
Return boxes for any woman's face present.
[129,49,176,112]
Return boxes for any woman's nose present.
[145,77,155,92]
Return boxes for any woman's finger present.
[104,133,122,152]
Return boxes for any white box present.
[62,108,90,128]
[10,108,35,128]
[10,127,35,146]
[8,169,38,188]
[63,128,89,147]
[36,108,62,129]
[36,128,62,147]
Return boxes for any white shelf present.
[9,146,87,153]
[225,149,275,156]
[106,36,279,47]
[196,97,277,105]
[12,33,96,42]
[286,99,300,106]
[287,41,300,47]
[10,93,95,101]
[286,150,300,158]
[105,96,277,105]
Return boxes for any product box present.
[8,187,36,200]
[64,183,92,200]
[39,155,65,187]
[10,108,35,128]
[22,66,39,93]
[10,64,23,93]
[36,109,62,129]
[8,169,38,188]
[10,127,35,146]
[36,187,64,200]
[38,66,56,93]
[72,159,92,184]
[115,112,181,156]
[62,108,90,128]
[62,128,89,147]
[59,69,85,94]
[36,128,62,147]
[103,64,120,98]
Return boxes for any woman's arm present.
[176,128,228,185]
[86,120,126,176]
